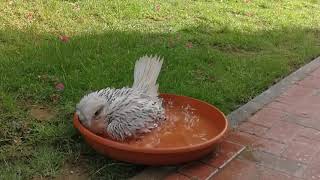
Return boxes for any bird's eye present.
[94,107,103,117]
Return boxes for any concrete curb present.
[130,56,320,180]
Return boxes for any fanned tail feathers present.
[132,55,163,96]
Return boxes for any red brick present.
[284,114,320,131]
[202,141,245,168]
[311,68,320,77]
[303,161,320,180]
[267,97,320,119]
[225,131,259,146]
[238,122,269,136]
[275,85,315,106]
[252,137,286,156]
[248,108,287,128]
[281,136,320,164]
[293,135,320,145]
[310,67,320,78]
[164,173,190,180]
[293,93,320,111]
[178,161,217,180]
[210,159,259,180]
[258,166,302,180]
[313,89,320,96]
[281,84,315,98]
[310,151,320,165]
[265,101,297,114]
[297,75,320,89]
[239,151,306,177]
[297,127,320,142]
[275,97,299,108]
[275,99,320,119]
[301,152,320,179]
[297,104,320,119]
[263,121,303,143]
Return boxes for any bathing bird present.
[76,55,166,141]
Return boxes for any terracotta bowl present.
[73,94,228,165]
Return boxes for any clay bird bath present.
[73,94,228,165]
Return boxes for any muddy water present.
[127,101,219,148]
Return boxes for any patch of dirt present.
[210,42,261,55]
[30,105,56,121]
[32,163,89,180]
[54,163,89,180]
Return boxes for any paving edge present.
[130,56,320,180]
[204,144,246,180]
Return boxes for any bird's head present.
[76,92,109,134]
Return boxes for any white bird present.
[76,55,166,141]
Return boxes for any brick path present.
[163,67,320,179]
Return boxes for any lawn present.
[0,0,319,179]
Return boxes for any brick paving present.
[162,65,320,179]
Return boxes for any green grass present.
[0,0,319,179]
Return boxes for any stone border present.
[130,56,320,180]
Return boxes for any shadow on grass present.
[0,26,319,179]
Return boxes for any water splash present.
[128,99,216,148]
[181,104,199,130]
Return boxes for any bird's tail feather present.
[132,55,163,96]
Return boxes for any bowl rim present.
[73,93,228,154]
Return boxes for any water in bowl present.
[127,99,220,148]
